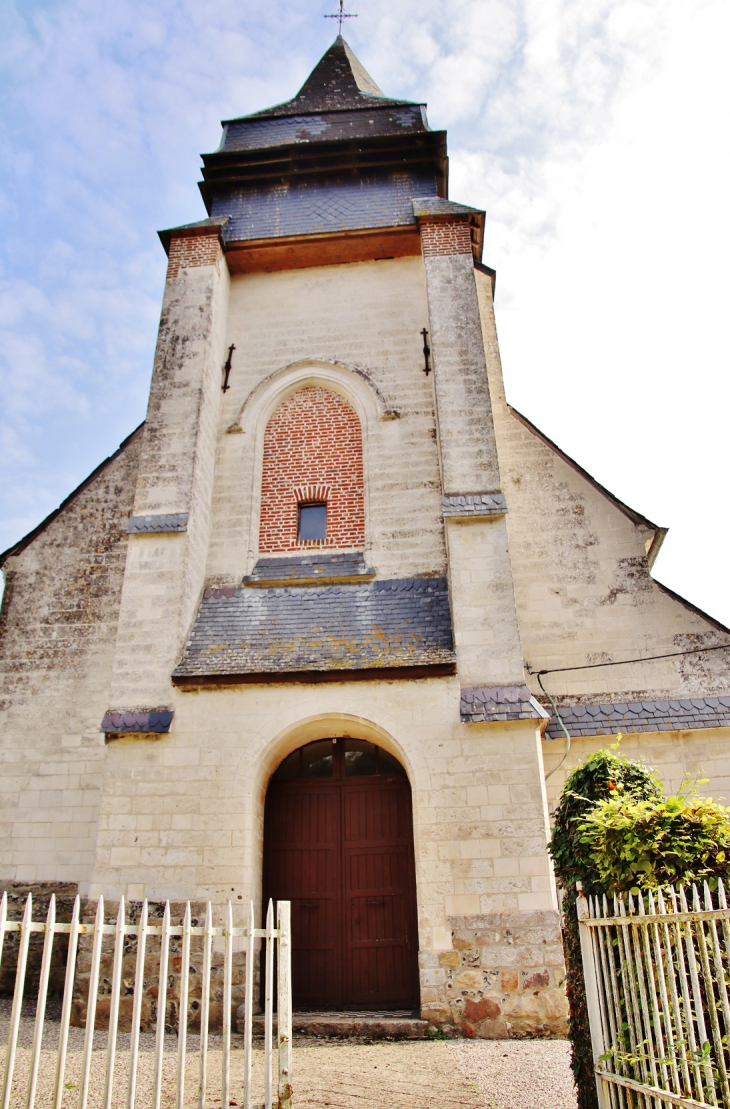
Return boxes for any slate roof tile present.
[544,697,730,739]
[460,686,549,724]
[243,552,375,586]
[441,493,507,518]
[174,577,455,679]
[238,37,415,120]
[127,513,189,534]
[211,172,439,244]
[101,710,174,735]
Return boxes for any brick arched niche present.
[258,386,365,553]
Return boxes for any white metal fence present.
[577,881,730,1109]
[0,893,292,1109]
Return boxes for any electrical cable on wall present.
[539,672,570,782]
[533,640,730,781]
[529,640,730,678]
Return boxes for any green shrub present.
[549,745,663,889]
[577,784,730,892]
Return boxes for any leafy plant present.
[577,782,730,892]
[548,743,663,890]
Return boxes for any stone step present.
[243,1009,429,1040]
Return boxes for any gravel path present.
[0,1000,577,1108]
[450,1039,578,1109]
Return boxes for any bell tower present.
[95,37,564,1035]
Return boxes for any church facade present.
[2,38,730,1038]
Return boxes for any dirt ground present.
[0,1000,578,1108]
[294,1037,578,1109]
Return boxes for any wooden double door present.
[263,738,420,1011]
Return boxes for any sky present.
[1,0,729,623]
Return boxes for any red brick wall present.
[259,387,365,553]
[420,219,473,257]
[166,233,222,281]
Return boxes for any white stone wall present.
[87,676,564,1034]
[109,247,230,710]
[544,726,730,811]
[88,680,555,915]
[6,250,730,1037]
[445,516,525,687]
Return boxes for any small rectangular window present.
[298,502,327,541]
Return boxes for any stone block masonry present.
[208,257,447,584]
[108,230,230,710]
[0,883,79,998]
[0,430,143,887]
[421,911,567,1038]
[419,222,501,498]
[0,893,248,1035]
[259,386,364,553]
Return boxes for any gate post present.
[576,885,609,1109]
[277,901,293,1109]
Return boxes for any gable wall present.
[544,727,730,813]
[0,430,142,884]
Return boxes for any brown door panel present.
[348,945,417,1008]
[263,744,419,1011]
[342,782,410,843]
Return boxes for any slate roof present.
[461,686,549,723]
[127,513,189,534]
[173,578,455,681]
[243,552,375,586]
[237,37,417,120]
[210,172,439,243]
[101,711,174,735]
[221,106,429,154]
[442,494,507,518]
[544,697,730,739]
[198,37,448,235]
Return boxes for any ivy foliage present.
[548,745,663,889]
[577,784,730,892]
[547,745,662,1109]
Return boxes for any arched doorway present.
[263,738,420,1011]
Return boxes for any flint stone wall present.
[72,900,250,1033]
[0,882,79,998]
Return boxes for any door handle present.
[301,901,319,909]
[366,897,386,906]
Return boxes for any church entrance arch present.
[263,737,420,1011]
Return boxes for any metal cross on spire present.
[324,0,358,33]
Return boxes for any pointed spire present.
[244,37,415,119]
